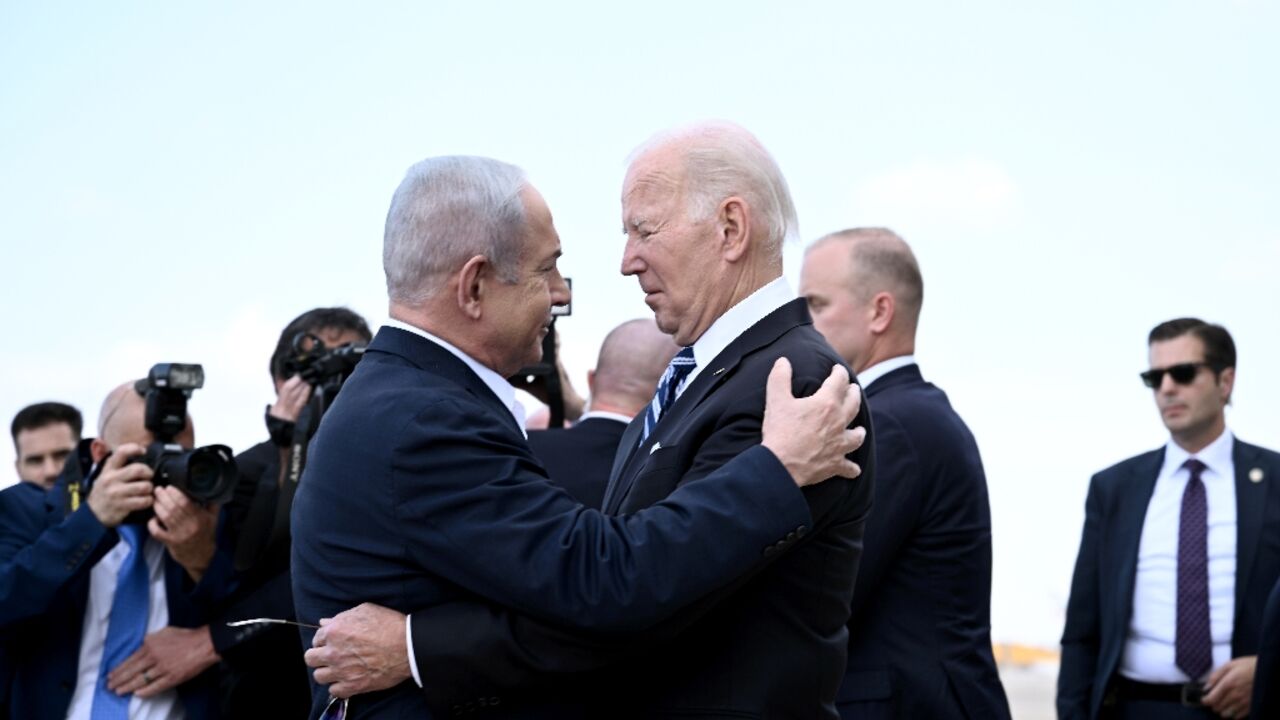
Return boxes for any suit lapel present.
[602,416,646,513]
[603,299,811,515]
[1234,439,1269,621]
[1115,449,1165,632]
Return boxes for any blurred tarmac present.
[999,661,1057,720]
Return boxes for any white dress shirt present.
[680,276,794,400]
[1120,428,1237,683]
[66,534,184,720]
[384,319,529,687]
[856,355,917,390]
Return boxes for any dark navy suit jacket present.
[526,417,628,509]
[837,364,1010,719]
[1058,438,1280,719]
[1252,575,1280,717]
[406,299,875,719]
[289,326,814,719]
[0,463,233,720]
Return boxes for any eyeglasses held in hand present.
[1139,362,1216,389]
[321,695,348,720]
[225,617,321,629]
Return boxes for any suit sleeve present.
[394,397,814,634]
[0,489,116,631]
[1057,474,1105,720]
[407,367,873,711]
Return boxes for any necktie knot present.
[638,347,697,448]
[1183,458,1207,481]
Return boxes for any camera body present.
[281,333,367,398]
[121,363,238,515]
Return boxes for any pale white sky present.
[2,1,1277,647]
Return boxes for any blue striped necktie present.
[638,347,696,448]
[91,524,150,720]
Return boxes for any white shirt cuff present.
[406,612,422,687]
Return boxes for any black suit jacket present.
[526,417,628,509]
[837,364,1010,719]
[408,299,874,719]
[1252,575,1280,717]
[1057,438,1280,719]
[0,464,233,720]
[289,326,815,719]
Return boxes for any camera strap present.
[266,394,322,553]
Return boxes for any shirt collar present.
[383,318,526,436]
[858,355,917,389]
[578,410,633,425]
[687,276,793,383]
[1162,427,1234,480]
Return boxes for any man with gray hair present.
[527,318,680,508]
[290,153,867,718]
[801,228,1010,719]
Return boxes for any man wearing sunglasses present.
[1059,318,1280,720]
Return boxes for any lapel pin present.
[712,368,726,376]
[650,442,662,455]
[1250,467,1265,483]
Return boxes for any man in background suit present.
[0,380,232,719]
[1059,318,1280,719]
[800,227,1011,719]
[290,153,866,718]
[1251,576,1280,717]
[527,318,678,508]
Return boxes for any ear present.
[868,291,896,334]
[455,255,490,321]
[89,438,111,464]
[718,197,751,262]
[1217,366,1236,405]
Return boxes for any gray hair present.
[632,121,799,257]
[383,156,528,304]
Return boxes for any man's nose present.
[620,237,643,276]
[551,271,571,307]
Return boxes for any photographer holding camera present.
[0,373,235,720]
[211,307,370,718]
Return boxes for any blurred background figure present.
[11,401,82,490]
[801,227,1010,719]
[0,379,230,720]
[526,318,679,508]
[213,306,371,719]
[1059,319,1280,719]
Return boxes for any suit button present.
[796,524,807,538]
[490,696,501,706]
[785,531,796,542]
[763,545,777,557]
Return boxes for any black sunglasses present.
[1140,362,1217,389]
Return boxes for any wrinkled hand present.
[269,375,313,423]
[306,602,411,699]
[1202,655,1255,719]
[106,625,219,698]
[86,443,154,527]
[148,486,218,582]
[761,359,865,487]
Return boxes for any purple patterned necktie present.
[1176,458,1212,681]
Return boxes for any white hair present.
[382,155,528,304]
[631,121,799,257]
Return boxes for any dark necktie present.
[1176,457,1213,681]
[638,347,696,448]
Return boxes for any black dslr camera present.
[281,332,366,402]
[129,363,238,509]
